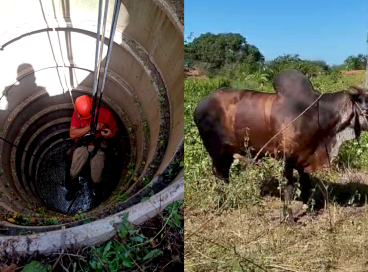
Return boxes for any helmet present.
[75,95,93,120]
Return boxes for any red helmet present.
[75,95,92,120]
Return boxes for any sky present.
[184,0,368,65]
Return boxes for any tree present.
[343,54,367,70]
[184,32,264,70]
[266,54,329,77]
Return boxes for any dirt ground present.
[185,171,368,272]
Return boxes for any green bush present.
[336,133,368,170]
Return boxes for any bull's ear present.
[347,88,358,96]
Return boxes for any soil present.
[340,70,365,75]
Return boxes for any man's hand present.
[101,128,112,138]
[102,126,119,138]
[97,123,106,131]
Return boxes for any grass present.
[184,72,368,271]
[185,202,368,271]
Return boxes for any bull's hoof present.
[214,175,230,184]
[212,167,230,183]
[300,190,312,204]
[218,177,230,184]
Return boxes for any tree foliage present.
[343,54,367,70]
[184,32,367,81]
[184,32,264,69]
[266,54,329,77]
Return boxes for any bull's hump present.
[273,70,316,98]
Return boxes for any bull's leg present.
[212,151,234,183]
[283,162,294,205]
[298,171,311,204]
[282,162,294,222]
[196,124,229,181]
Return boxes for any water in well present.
[36,136,130,214]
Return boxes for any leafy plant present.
[142,119,149,134]
[23,261,48,272]
[87,213,165,271]
[42,217,58,225]
[38,206,46,216]
[74,211,89,221]
[164,200,183,228]
[115,192,130,204]
[142,177,151,186]
[125,161,136,182]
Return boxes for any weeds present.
[73,211,89,222]
[142,119,149,135]
[164,200,183,229]
[114,192,130,205]
[1,200,183,271]
[124,160,136,183]
[88,200,183,271]
[42,217,58,226]
[134,97,143,111]
[142,177,151,186]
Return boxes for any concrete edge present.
[0,177,184,257]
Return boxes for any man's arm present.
[70,125,91,139]
[101,111,119,139]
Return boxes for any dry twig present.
[50,249,64,272]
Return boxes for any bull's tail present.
[193,96,223,157]
[193,95,234,180]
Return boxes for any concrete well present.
[0,0,184,250]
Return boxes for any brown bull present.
[194,70,368,210]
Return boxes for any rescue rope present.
[354,102,368,129]
[93,0,122,130]
[90,0,109,133]
[251,93,324,163]
[53,27,80,120]
[0,136,35,156]
[90,0,121,134]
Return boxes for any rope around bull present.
[251,93,324,164]
[354,102,368,129]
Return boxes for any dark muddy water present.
[37,137,129,214]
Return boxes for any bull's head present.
[347,86,368,138]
